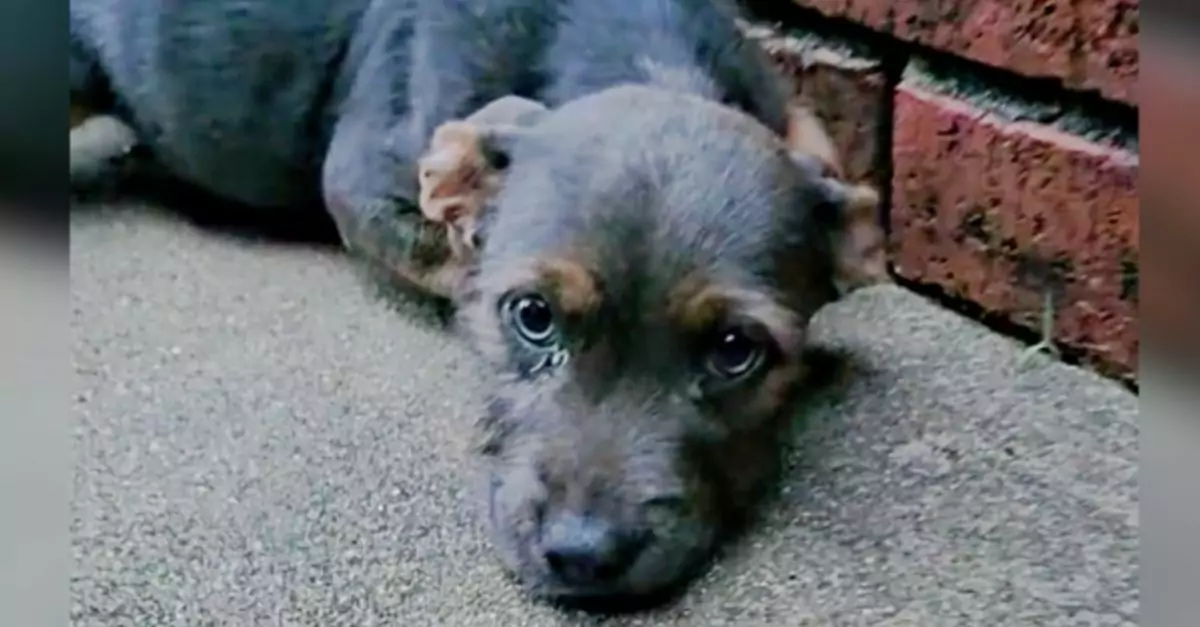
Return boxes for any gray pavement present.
[71,207,1138,626]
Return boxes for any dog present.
[71,0,887,607]
[419,87,882,607]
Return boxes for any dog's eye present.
[504,293,557,347]
[705,328,765,379]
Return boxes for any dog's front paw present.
[70,114,141,198]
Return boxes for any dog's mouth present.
[485,471,711,612]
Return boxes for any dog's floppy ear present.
[418,96,548,252]
[784,103,844,180]
[783,103,888,297]
[463,94,551,129]
[811,174,889,296]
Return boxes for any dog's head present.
[451,85,885,605]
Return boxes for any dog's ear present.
[784,103,844,180]
[782,103,887,297]
[812,175,889,296]
[463,94,550,129]
[418,96,548,250]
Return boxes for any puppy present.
[72,0,887,606]
[418,86,885,605]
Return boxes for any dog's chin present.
[491,556,700,615]
[528,561,709,614]
[535,581,695,615]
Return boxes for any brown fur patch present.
[666,274,723,330]
[785,103,843,179]
[492,257,604,318]
[780,102,890,298]
[391,257,469,299]
[746,359,805,418]
[668,275,803,356]
[535,258,602,316]
[832,183,890,293]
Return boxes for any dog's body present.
[71,0,886,607]
[71,0,796,294]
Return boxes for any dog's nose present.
[541,514,643,586]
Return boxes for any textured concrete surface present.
[71,207,1138,626]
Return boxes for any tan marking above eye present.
[666,274,727,332]
[490,257,604,319]
[666,276,804,357]
[532,258,602,317]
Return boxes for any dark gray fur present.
[71,0,791,290]
[71,0,864,607]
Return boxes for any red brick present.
[790,0,1139,105]
[742,21,887,186]
[1079,0,1139,104]
[890,79,1139,382]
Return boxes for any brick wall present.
[742,0,1139,385]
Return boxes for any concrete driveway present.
[71,206,1138,626]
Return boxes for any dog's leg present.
[71,114,140,192]
[405,0,557,137]
[319,0,556,302]
[323,93,548,302]
[318,3,465,301]
[70,26,141,198]
[322,115,465,299]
